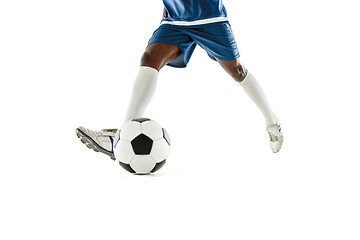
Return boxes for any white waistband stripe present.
[161,17,228,26]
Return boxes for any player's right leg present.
[124,42,182,121]
[76,42,181,159]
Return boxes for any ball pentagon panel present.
[131,134,153,155]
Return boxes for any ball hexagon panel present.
[114,139,134,164]
[131,134,153,155]
[130,155,156,174]
[120,120,142,141]
[141,120,163,140]
[150,138,170,163]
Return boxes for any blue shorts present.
[148,22,240,68]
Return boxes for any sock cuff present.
[238,71,253,85]
[135,66,159,82]
[139,66,159,74]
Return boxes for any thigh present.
[141,42,182,71]
[147,25,197,68]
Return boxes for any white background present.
[1,0,359,239]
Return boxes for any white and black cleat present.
[266,121,284,153]
[76,126,117,160]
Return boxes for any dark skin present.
[141,8,248,82]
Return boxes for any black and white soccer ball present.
[113,118,171,174]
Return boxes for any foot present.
[75,126,118,160]
[266,121,283,153]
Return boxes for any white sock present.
[239,72,278,126]
[124,66,159,122]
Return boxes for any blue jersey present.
[162,0,228,26]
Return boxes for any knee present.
[219,59,248,82]
[140,51,167,71]
[140,52,157,69]
[230,64,248,83]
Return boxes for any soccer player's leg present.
[217,58,283,153]
[124,42,182,121]
[76,42,182,159]
[124,23,196,122]
[190,22,283,153]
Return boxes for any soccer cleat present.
[75,126,118,160]
[266,121,283,153]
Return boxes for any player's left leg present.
[187,21,284,152]
[218,58,277,125]
[217,58,283,153]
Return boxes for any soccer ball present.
[113,118,171,174]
